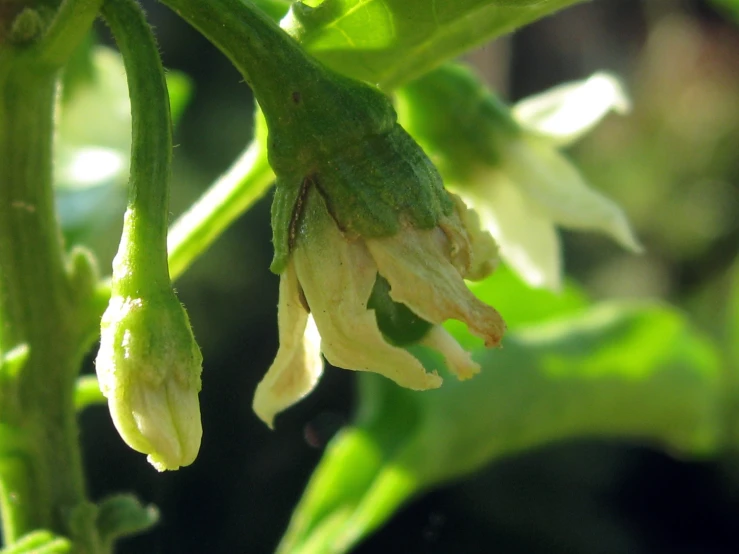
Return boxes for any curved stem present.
[159,0,322,120]
[102,0,173,295]
[167,134,274,280]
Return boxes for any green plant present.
[0,1,736,552]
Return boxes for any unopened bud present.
[96,289,202,471]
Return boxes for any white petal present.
[365,226,505,348]
[420,326,480,380]
[513,72,630,147]
[294,218,442,391]
[460,179,563,291]
[502,137,643,254]
[253,262,324,428]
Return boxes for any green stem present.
[91,123,275,315]
[158,0,332,127]
[167,132,274,280]
[0,48,100,552]
[102,0,173,295]
[36,0,102,68]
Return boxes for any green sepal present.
[396,63,521,183]
[153,0,454,273]
[95,285,203,471]
[270,121,452,273]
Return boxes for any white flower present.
[397,68,643,291]
[253,188,505,428]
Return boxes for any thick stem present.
[160,0,321,119]
[0,59,101,550]
[167,136,274,280]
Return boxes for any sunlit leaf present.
[282,0,585,89]
[280,301,721,553]
[445,264,589,348]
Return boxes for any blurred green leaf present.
[0,530,71,553]
[722,259,739,448]
[95,494,159,548]
[283,0,585,89]
[728,260,739,370]
[73,375,106,412]
[445,264,589,348]
[253,0,292,20]
[281,301,721,553]
[712,0,739,21]
[166,70,193,126]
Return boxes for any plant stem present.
[102,0,173,296]
[167,136,274,280]
[160,0,313,113]
[0,55,101,551]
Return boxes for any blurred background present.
[67,0,739,552]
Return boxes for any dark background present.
[76,0,739,552]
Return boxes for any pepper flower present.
[253,88,505,427]
[396,64,642,290]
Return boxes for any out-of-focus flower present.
[396,64,642,290]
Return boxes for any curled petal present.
[503,137,643,254]
[253,262,324,428]
[294,212,442,391]
[421,326,480,380]
[366,228,506,348]
[459,179,563,291]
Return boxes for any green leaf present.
[721,260,739,448]
[412,301,721,485]
[73,375,106,412]
[95,494,159,547]
[445,264,589,348]
[712,0,739,21]
[283,0,585,89]
[728,260,739,373]
[281,301,721,553]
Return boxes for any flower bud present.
[96,286,202,471]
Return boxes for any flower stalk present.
[95,0,203,472]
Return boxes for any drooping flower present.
[223,16,508,427]
[254,116,505,427]
[396,64,642,290]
